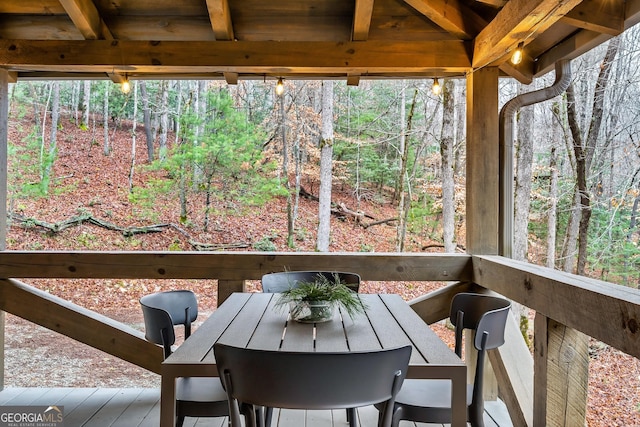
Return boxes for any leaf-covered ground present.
[4,114,639,426]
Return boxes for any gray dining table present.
[160,292,467,427]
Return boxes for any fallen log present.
[9,213,250,251]
[361,217,398,229]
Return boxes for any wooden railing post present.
[534,312,588,426]
[217,279,245,306]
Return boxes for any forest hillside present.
[3,97,639,426]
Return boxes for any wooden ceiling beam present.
[472,0,585,69]
[402,0,486,39]
[499,55,535,85]
[206,0,235,41]
[352,0,375,41]
[0,40,472,72]
[561,0,624,36]
[535,0,640,76]
[58,0,113,40]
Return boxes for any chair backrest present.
[448,292,511,421]
[139,290,198,359]
[261,271,361,293]
[449,292,511,355]
[214,343,411,427]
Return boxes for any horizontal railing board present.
[0,251,472,281]
[472,255,640,359]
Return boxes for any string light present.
[432,77,441,96]
[511,42,524,65]
[275,77,284,96]
[121,75,131,94]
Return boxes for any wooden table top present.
[162,292,463,377]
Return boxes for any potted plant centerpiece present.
[275,273,367,323]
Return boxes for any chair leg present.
[264,406,273,427]
[347,408,357,427]
[255,406,265,427]
[469,401,484,427]
[176,415,185,427]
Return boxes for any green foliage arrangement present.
[275,273,367,320]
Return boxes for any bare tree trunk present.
[194,80,206,185]
[395,84,407,250]
[562,186,581,272]
[103,81,110,155]
[513,84,535,261]
[396,87,419,252]
[316,81,334,252]
[546,103,562,269]
[566,37,619,275]
[280,87,295,247]
[43,81,59,192]
[82,80,90,129]
[139,81,154,162]
[72,81,79,124]
[158,80,169,161]
[174,81,182,145]
[27,83,41,133]
[129,82,138,193]
[454,82,466,176]
[440,79,456,253]
[39,83,52,180]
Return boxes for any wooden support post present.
[466,67,499,255]
[0,69,9,390]
[465,67,500,400]
[534,313,588,427]
[217,279,245,306]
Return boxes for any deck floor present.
[0,387,513,426]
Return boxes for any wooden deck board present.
[0,388,512,426]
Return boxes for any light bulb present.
[432,78,441,96]
[121,79,131,94]
[511,42,524,65]
[275,78,284,96]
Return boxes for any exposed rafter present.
[353,0,375,41]
[206,0,235,41]
[472,0,585,69]
[223,72,238,85]
[561,0,624,36]
[58,0,113,40]
[536,0,640,76]
[403,0,485,39]
[346,74,361,86]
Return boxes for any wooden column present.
[465,67,500,401]
[0,69,9,390]
[466,67,499,255]
[534,313,588,427]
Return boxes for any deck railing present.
[0,251,638,427]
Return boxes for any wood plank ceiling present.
[0,0,637,85]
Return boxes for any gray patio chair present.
[376,292,511,427]
[214,343,412,427]
[261,270,361,426]
[261,270,361,293]
[140,290,230,427]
